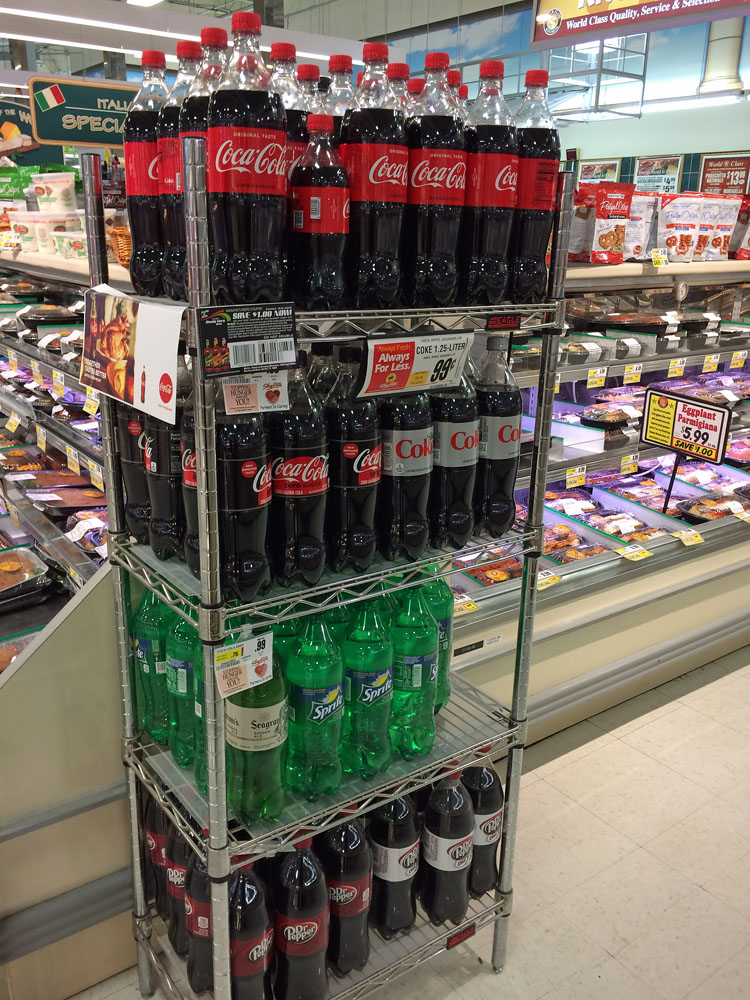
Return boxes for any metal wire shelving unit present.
[80,139,575,1000]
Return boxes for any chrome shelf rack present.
[81,139,575,1000]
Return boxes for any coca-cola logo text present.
[148,156,159,182]
[272,454,329,485]
[181,448,196,476]
[411,159,466,191]
[329,885,357,906]
[143,433,154,471]
[451,429,479,451]
[282,922,318,944]
[159,373,173,403]
[368,154,408,188]
[395,436,433,460]
[214,139,286,178]
[495,163,517,192]
[353,444,382,475]
[498,424,521,443]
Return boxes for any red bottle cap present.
[387,62,410,80]
[201,27,227,48]
[329,54,353,73]
[298,63,320,81]
[425,51,450,71]
[356,71,364,86]
[480,59,504,78]
[142,50,165,68]
[176,41,202,60]
[458,84,468,98]
[271,41,296,61]
[447,69,461,86]
[232,11,261,33]
[363,42,389,62]
[407,77,425,94]
[525,69,549,87]
[307,113,334,133]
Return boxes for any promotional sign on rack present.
[699,154,750,196]
[29,76,138,148]
[633,155,683,195]
[641,387,731,465]
[357,333,473,397]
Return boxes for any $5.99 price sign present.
[640,388,731,466]
[358,333,473,397]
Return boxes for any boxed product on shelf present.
[604,474,703,518]
[591,183,634,265]
[0,545,51,605]
[725,437,750,467]
[675,495,750,522]
[0,627,41,671]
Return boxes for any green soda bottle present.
[270,614,302,669]
[420,570,454,713]
[389,588,439,759]
[368,584,396,630]
[286,615,344,800]
[326,600,353,643]
[341,604,393,779]
[132,591,170,745]
[166,616,198,769]
[193,636,207,794]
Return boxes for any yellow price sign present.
[5,412,20,432]
[453,600,479,617]
[702,354,721,374]
[565,465,586,489]
[735,510,750,524]
[620,453,639,476]
[66,444,80,474]
[554,373,560,395]
[617,544,652,561]
[69,567,83,587]
[52,369,65,396]
[7,349,18,372]
[668,357,686,378]
[537,570,561,591]
[83,387,100,415]
[651,248,669,267]
[87,459,104,492]
[406,369,430,387]
[623,363,642,385]
[8,503,19,529]
[586,366,607,389]
[672,530,704,546]
[30,360,42,383]
[215,645,243,665]
[730,350,748,370]
[36,424,46,451]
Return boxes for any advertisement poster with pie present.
[578,159,620,183]
[80,284,183,423]
[633,155,683,194]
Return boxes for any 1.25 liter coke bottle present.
[368,796,420,939]
[340,43,408,308]
[420,774,474,925]
[180,395,199,576]
[377,392,432,561]
[509,69,560,303]
[268,361,328,587]
[460,60,518,305]
[207,11,285,304]
[341,602,393,779]
[230,859,274,1000]
[133,590,170,743]
[322,54,355,141]
[429,374,478,548]
[166,816,192,956]
[306,343,337,398]
[289,114,349,310]
[316,820,372,976]
[185,849,213,993]
[462,764,504,898]
[390,587,438,758]
[125,50,168,297]
[116,406,150,543]
[144,796,170,920]
[404,52,466,306]
[474,336,522,537]
[325,346,380,571]
[273,838,329,1000]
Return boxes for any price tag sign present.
[214,632,274,699]
[30,360,42,383]
[83,387,100,415]
[673,529,704,546]
[358,333,473,397]
[565,465,586,488]
[453,600,479,617]
[641,387,731,464]
[651,247,669,267]
[69,567,83,588]
[52,369,65,396]
[623,363,642,385]
[586,366,607,389]
[617,544,652,561]
[0,231,21,251]
[36,424,46,451]
[66,445,80,474]
[730,350,748,370]
[554,373,560,394]
[8,503,19,528]
[5,412,20,432]
[87,458,104,491]
[668,357,686,378]
[7,349,18,372]
[537,569,561,591]
[735,510,750,524]
[620,453,639,475]
[702,354,721,374]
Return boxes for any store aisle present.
[72,646,750,1000]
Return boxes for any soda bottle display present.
[316,820,372,976]
[116,406,150,544]
[289,114,349,310]
[133,590,170,743]
[166,616,198,768]
[325,346,381,571]
[340,43,408,308]
[460,60,518,305]
[273,838,329,1000]
[405,78,425,116]
[193,642,207,794]
[285,615,344,800]
[389,587,439,758]
[230,859,274,1000]
[322,54,355,141]
[217,396,272,602]
[462,764,504,898]
[403,52,466,307]
[206,11,285,304]
[386,63,410,106]
[306,343,337,399]
[180,395,200,577]
[473,336,522,538]
[185,850,213,993]
[124,50,168,297]
[376,392,432,561]
[144,796,170,920]
[166,817,192,956]
[268,362,328,587]
[509,70,560,304]
[429,375,479,549]
[341,602,393,779]
[420,774,474,925]
[368,796,420,939]
[420,570,454,713]
[158,40,202,302]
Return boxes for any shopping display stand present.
[80,144,575,1000]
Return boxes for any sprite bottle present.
[286,615,344,800]
[390,588,439,759]
[326,600,353,644]
[166,616,198,769]
[132,590,171,744]
[368,583,396,630]
[341,603,393,779]
[193,636,207,794]
[270,613,302,669]
[420,570,454,713]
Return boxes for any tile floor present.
[71,646,750,1000]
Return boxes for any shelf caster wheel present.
[492,964,504,975]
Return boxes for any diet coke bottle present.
[420,774,474,926]
[322,54,355,141]
[124,50,168,297]
[509,69,560,303]
[429,375,479,549]
[180,394,199,576]
[207,11,285,304]
[459,60,518,305]
[404,52,466,306]
[116,405,150,543]
[340,43,408,308]
[273,838,329,1000]
[230,858,274,1000]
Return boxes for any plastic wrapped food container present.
[25,486,106,514]
[0,546,50,600]
[31,172,77,212]
[0,628,41,672]
[675,495,750,523]
[58,232,88,259]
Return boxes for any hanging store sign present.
[195,303,296,379]
[699,154,750,196]
[640,388,730,465]
[358,333,473,397]
[29,76,137,148]
[0,98,37,156]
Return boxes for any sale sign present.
[699,154,750,196]
[358,333,473,397]
[641,388,730,465]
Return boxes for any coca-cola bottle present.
[180,395,199,576]
[429,375,478,548]
[509,70,560,303]
[459,60,518,305]
[268,360,328,587]
[207,11,285,304]
[473,336,522,538]
[376,392,432,561]
[340,43,408,308]
[185,849,213,993]
[230,858,274,1000]
[447,69,462,98]
[289,113,349,310]
[325,346,380,571]
[420,774,474,926]
[405,77,425,116]
[457,84,469,119]
[158,40,201,301]
[116,405,150,543]
[306,343,337,399]
[404,52,466,306]
[124,50,169,297]
[273,838,329,1000]
[315,820,372,976]
[286,64,323,181]
[322,54,355,142]
[269,41,300,111]
[217,395,272,602]
[386,63,410,106]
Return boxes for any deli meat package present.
[624,192,658,261]
[569,184,597,262]
[657,193,703,261]
[591,183,635,264]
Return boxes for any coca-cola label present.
[275,909,328,956]
[345,666,393,707]
[328,873,372,917]
[289,681,344,725]
[330,436,381,488]
[225,699,287,752]
[231,926,273,978]
[143,425,181,475]
[124,141,159,198]
[474,807,504,847]
[394,651,438,692]
[181,440,197,489]
[478,414,522,461]
[433,420,479,469]
[206,126,287,197]
[515,157,558,212]
[422,828,473,872]
[146,829,167,869]
[465,152,518,209]
[371,838,420,882]
[382,427,433,477]
[219,456,272,509]
[166,657,192,698]
[285,140,307,183]
[408,148,466,207]
[291,186,350,235]
[185,893,212,938]
[271,449,329,497]
[340,142,408,204]
[157,136,181,196]
[166,861,188,897]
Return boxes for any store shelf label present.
[586,366,607,389]
[623,363,642,385]
[66,445,80,474]
[565,465,586,488]
[0,231,21,252]
[620,453,639,475]
[5,412,20,432]
[616,544,652,561]
[641,387,731,464]
[222,372,289,414]
[7,349,17,372]
[453,600,479,617]
[554,373,560,394]
[8,503,19,528]
[69,567,83,587]
[735,511,750,524]
[667,357,686,378]
[651,248,669,267]
[51,369,65,397]
[87,458,104,491]
[358,333,473,397]
[30,360,42,383]
[537,569,561,590]
[730,350,748,370]
[36,424,46,451]
[702,354,721,374]
[214,632,274,699]
[673,530,704,546]
[195,303,297,380]
[83,387,100,415]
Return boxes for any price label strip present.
[36,424,46,451]
[640,387,731,465]
[702,354,721,374]
[673,529,704,546]
[620,453,639,476]
[7,349,18,372]
[623,363,642,386]
[651,247,669,267]
[453,600,479,617]
[565,465,586,489]
[8,503,19,528]
[5,412,20,432]
[668,357,686,378]
[52,369,65,397]
[359,333,473,397]
[537,569,561,591]
[66,445,80,474]
[83,387,100,415]
[87,458,104,491]
[214,632,274,699]
[30,360,42,383]
[586,366,607,389]
[617,544,652,561]
[554,373,560,395]
[730,350,748,370]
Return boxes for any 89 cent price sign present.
[358,333,473,397]
[641,388,730,465]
